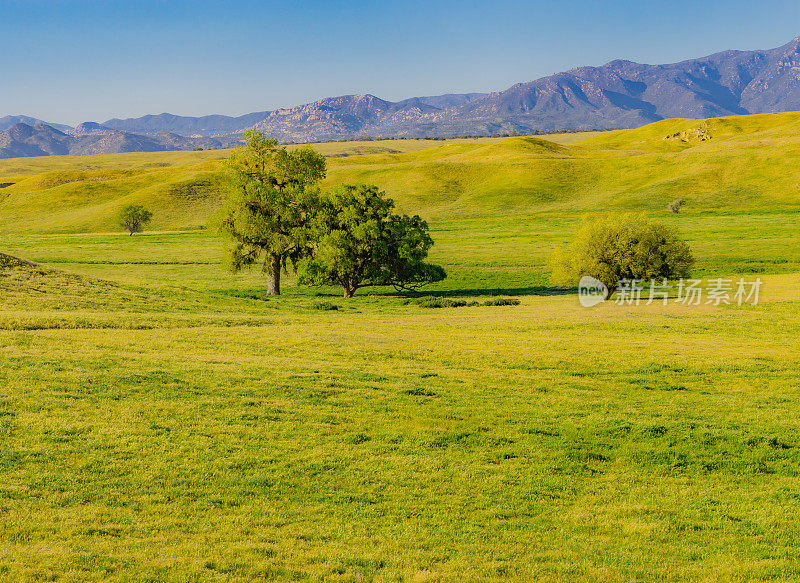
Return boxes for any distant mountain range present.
[0,122,242,159]
[0,115,73,134]
[3,36,800,158]
[101,112,273,137]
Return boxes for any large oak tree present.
[297,184,446,298]
[220,130,326,295]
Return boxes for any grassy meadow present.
[1,115,800,581]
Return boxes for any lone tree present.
[220,129,326,295]
[297,184,446,298]
[550,213,694,299]
[118,204,153,236]
[668,199,684,214]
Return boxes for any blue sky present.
[3,0,800,125]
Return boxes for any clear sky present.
[3,0,800,125]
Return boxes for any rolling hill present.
[0,111,799,234]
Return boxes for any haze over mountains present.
[0,122,242,159]
[3,37,800,158]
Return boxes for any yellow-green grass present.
[2,114,800,235]
[0,137,508,233]
[2,254,800,580]
[1,115,800,581]
[0,137,513,177]
[0,208,797,296]
[574,111,800,152]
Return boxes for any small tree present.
[550,213,694,299]
[668,199,684,214]
[297,184,446,298]
[118,204,153,236]
[220,129,326,295]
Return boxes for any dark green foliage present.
[118,204,153,235]
[417,297,469,308]
[417,296,520,308]
[348,432,371,444]
[668,198,685,214]
[220,130,326,295]
[297,184,446,298]
[311,300,339,311]
[403,387,437,397]
[484,298,521,306]
[166,175,223,201]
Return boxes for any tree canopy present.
[550,213,694,299]
[220,129,326,295]
[297,184,446,298]
[118,204,153,236]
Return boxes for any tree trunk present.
[267,254,281,295]
[340,276,357,298]
[603,285,616,301]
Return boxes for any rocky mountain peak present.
[4,36,800,156]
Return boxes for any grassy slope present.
[330,112,800,219]
[0,137,511,233]
[0,252,283,330]
[1,117,800,581]
[1,115,799,234]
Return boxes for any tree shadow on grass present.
[380,285,577,299]
[223,284,577,301]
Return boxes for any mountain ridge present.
[0,115,73,134]
[3,36,800,157]
[0,122,242,159]
[92,36,800,141]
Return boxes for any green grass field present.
[1,115,800,581]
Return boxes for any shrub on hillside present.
[166,175,223,201]
[668,199,684,214]
[416,297,520,308]
[417,297,469,308]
